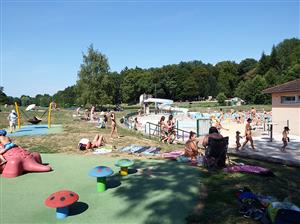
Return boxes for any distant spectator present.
[7,110,18,133]
[110,112,119,138]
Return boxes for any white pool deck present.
[132,113,300,166]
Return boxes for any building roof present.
[263,79,300,94]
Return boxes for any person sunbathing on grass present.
[78,134,106,151]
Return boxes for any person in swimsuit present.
[0,130,16,165]
[78,134,106,151]
[235,131,243,151]
[158,116,168,143]
[184,131,199,161]
[241,118,255,151]
[110,112,119,138]
[281,126,290,152]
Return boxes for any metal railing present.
[144,122,191,142]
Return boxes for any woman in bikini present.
[110,112,119,138]
[184,131,200,161]
[158,116,169,143]
[241,118,255,150]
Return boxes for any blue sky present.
[1,0,299,97]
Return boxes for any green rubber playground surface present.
[1,154,201,224]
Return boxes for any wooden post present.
[14,102,21,129]
[48,102,52,128]
[270,124,273,142]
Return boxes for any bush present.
[216,92,227,105]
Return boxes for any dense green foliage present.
[3,38,300,107]
[216,92,227,105]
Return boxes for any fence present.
[144,122,191,142]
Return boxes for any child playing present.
[281,126,290,152]
[235,131,243,151]
[0,130,16,165]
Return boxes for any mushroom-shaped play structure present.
[115,159,134,176]
[45,190,79,220]
[89,166,113,192]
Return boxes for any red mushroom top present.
[45,190,79,208]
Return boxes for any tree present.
[269,45,280,70]
[238,58,258,77]
[216,92,227,105]
[264,68,279,86]
[235,75,268,104]
[215,61,239,97]
[256,52,270,75]
[0,86,8,104]
[76,45,113,106]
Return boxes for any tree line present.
[1,38,299,107]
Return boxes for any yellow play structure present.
[14,102,53,128]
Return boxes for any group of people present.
[77,112,120,151]
[184,126,224,163]
[158,115,177,144]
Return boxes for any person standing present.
[7,110,18,133]
[281,126,290,152]
[110,112,119,138]
[241,118,256,151]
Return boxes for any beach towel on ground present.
[134,146,150,154]
[141,147,161,155]
[162,150,184,159]
[93,148,112,154]
[129,146,147,153]
[224,165,274,176]
[119,145,160,155]
[119,144,138,152]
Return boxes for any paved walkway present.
[228,133,300,167]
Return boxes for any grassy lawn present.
[187,157,300,224]
[1,106,299,224]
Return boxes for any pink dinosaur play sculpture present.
[0,144,52,178]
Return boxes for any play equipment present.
[45,190,79,220]
[89,166,113,192]
[143,98,189,114]
[14,102,53,128]
[115,159,134,176]
[7,124,63,137]
[0,144,52,178]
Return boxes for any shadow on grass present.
[112,159,201,224]
[69,201,89,216]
